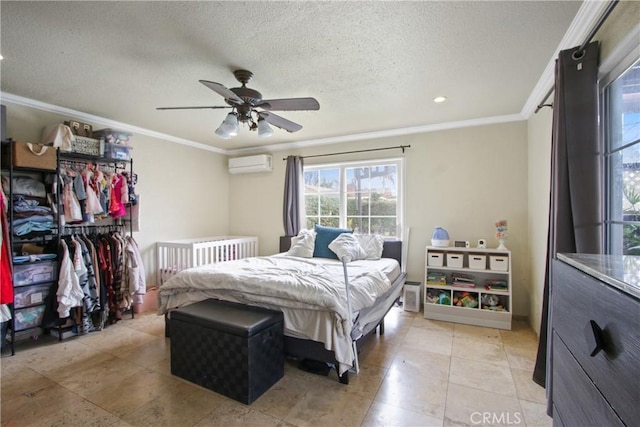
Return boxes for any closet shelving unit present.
[1,140,136,354]
[2,139,59,355]
[53,150,135,340]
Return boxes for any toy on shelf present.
[438,292,451,305]
[453,291,478,308]
[481,294,506,311]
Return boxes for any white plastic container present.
[447,253,464,268]
[468,254,487,270]
[490,255,509,271]
[427,252,444,267]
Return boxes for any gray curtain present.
[532,41,603,415]
[283,155,304,236]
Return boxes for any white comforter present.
[158,255,393,373]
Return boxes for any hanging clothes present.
[125,236,146,305]
[109,173,127,219]
[1,188,13,305]
[57,239,84,318]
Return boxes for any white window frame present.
[602,41,640,255]
[303,157,405,238]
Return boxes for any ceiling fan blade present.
[156,106,231,110]
[199,80,244,105]
[259,111,303,133]
[257,97,320,111]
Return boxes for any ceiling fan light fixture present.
[221,112,239,136]
[257,118,273,138]
[214,125,230,139]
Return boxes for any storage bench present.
[170,299,284,404]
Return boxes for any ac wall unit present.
[228,154,273,174]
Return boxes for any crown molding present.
[226,113,525,156]
[0,92,227,154]
[520,0,611,118]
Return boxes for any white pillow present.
[287,229,316,258]
[328,233,366,262]
[355,234,385,260]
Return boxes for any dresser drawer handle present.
[584,320,604,357]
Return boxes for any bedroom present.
[1,1,639,426]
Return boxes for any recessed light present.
[0,54,3,60]
[433,96,447,103]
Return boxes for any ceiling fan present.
[157,69,320,139]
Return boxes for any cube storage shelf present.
[424,246,512,330]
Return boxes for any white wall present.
[3,103,230,286]
[229,121,532,316]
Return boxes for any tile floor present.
[1,307,551,426]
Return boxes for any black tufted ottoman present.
[170,299,284,404]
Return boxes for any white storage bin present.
[427,252,444,267]
[468,254,487,270]
[403,282,421,312]
[447,253,464,268]
[490,255,509,271]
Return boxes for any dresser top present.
[558,253,640,299]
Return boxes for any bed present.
[158,236,405,384]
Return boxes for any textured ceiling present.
[0,1,582,152]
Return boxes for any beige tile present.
[85,368,179,417]
[511,368,546,404]
[519,399,552,427]
[362,400,443,427]
[449,357,517,397]
[122,377,226,426]
[500,322,539,349]
[412,316,456,333]
[76,325,157,354]
[444,383,523,427]
[250,374,312,419]
[375,359,449,418]
[18,339,114,379]
[196,399,282,427]
[117,336,170,367]
[58,355,145,398]
[337,364,388,400]
[392,347,451,383]
[359,338,402,368]
[25,398,123,427]
[122,312,167,337]
[146,355,171,377]
[1,362,51,401]
[505,345,537,371]
[454,324,503,345]
[283,383,371,427]
[1,380,83,427]
[451,337,509,366]
[402,325,454,356]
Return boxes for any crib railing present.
[156,236,258,285]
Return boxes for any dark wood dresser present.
[552,254,640,426]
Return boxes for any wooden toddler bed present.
[159,235,405,384]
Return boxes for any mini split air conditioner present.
[228,154,273,174]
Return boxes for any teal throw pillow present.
[313,224,353,259]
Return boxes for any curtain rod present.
[534,0,619,114]
[282,145,410,161]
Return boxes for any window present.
[605,54,640,255]
[304,158,403,237]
